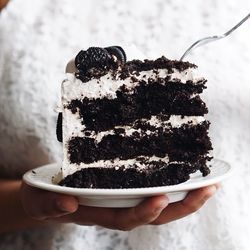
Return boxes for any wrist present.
[0,179,49,234]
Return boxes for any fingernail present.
[208,186,217,196]
[154,197,169,213]
[56,199,71,213]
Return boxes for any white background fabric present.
[0,0,250,249]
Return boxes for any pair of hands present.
[21,182,219,231]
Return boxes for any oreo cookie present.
[75,47,112,72]
[74,46,127,82]
[56,112,63,142]
[105,46,127,64]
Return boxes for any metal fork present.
[180,12,250,61]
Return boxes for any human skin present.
[0,0,9,10]
[0,179,219,233]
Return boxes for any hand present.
[20,182,219,231]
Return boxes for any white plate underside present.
[23,159,233,207]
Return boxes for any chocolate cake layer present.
[119,56,197,79]
[59,159,210,188]
[75,56,197,83]
[67,81,207,132]
[68,122,212,164]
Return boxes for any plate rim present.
[23,158,234,196]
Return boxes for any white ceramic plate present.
[23,159,233,208]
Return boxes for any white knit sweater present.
[0,0,250,249]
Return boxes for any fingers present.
[72,184,218,230]
[73,195,169,230]
[113,195,169,230]
[20,182,78,220]
[20,181,218,229]
[151,185,218,225]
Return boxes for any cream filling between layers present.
[63,111,205,143]
[62,154,185,177]
[62,67,205,103]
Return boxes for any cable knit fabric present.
[0,0,250,249]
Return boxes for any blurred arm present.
[0,0,9,11]
[0,179,48,234]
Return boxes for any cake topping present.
[74,46,127,83]
[75,47,112,71]
[105,46,127,64]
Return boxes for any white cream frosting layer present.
[63,112,205,143]
[62,66,205,102]
[62,154,179,177]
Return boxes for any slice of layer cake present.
[58,46,212,188]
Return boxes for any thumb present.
[21,182,78,220]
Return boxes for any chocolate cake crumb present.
[114,128,125,134]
